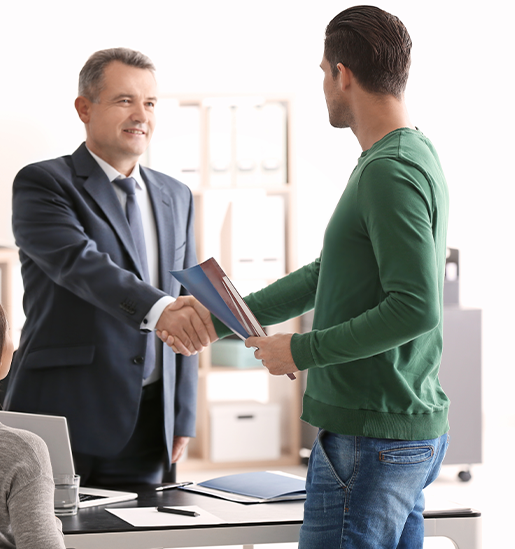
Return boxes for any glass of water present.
[54,474,80,516]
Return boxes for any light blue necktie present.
[114,177,155,379]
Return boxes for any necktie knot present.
[114,177,136,196]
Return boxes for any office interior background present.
[0,0,512,546]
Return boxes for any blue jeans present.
[299,430,449,549]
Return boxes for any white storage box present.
[210,401,281,462]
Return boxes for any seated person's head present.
[0,305,14,380]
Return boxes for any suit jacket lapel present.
[72,144,143,278]
[141,167,175,291]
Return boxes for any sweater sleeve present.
[291,159,440,369]
[7,434,66,549]
[212,259,320,339]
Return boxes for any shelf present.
[191,183,294,195]
[208,366,264,373]
[148,94,300,470]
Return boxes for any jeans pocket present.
[316,430,357,487]
[379,445,434,465]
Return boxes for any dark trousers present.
[73,381,166,486]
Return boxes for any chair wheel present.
[458,470,471,482]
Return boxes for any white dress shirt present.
[87,148,175,383]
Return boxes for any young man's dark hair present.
[324,5,412,98]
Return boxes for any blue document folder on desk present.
[182,471,306,503]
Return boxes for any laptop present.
[0,410,138,508]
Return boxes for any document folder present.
[181,471,306,503]
[171,257,296,380]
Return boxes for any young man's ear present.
[75,96,92,124]
[336,63,353,91]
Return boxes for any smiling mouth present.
[124,129,145,135]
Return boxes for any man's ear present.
[336,63,352,92]
[75,96,92,124]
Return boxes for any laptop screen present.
[0,411,75,476]
[0,410,139,508]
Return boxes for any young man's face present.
[321,55,353,129]
[77,61,157,174]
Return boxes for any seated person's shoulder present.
[0,423,51,471]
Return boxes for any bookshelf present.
[148,94,302,470]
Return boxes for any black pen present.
[157,506,199,517]
[155,481,193,492]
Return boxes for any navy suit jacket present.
[4,143,198,460]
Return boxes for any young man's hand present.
[245,333,300,376]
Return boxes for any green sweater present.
[214,128,450,441]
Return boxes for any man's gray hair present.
[78,47,155,102]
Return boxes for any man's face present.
[78,61,157,173]
[321,55,353,129]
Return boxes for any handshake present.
[155,296,217,356]
[155,296,300,378]
[156,295,299,375]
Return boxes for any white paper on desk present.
[106,506,224,527]
[423,492,473,515]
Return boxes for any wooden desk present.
[61,485,481,549]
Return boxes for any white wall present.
[1,1,513,427]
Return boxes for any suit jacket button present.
[133,356,144,365]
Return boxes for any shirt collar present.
[86,146,144,190]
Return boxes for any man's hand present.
[156,296,217,355]
[245,333,300,376]
[171,436,189,463]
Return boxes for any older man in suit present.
[4,48,216,486]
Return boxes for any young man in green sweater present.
[160,5,450,548]
[246,6,449,548]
